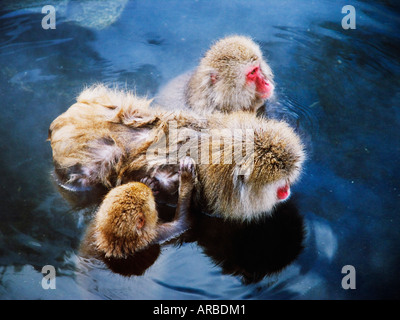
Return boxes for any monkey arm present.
[154,157,196,244]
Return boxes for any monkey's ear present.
[210,71,219,84]
[136,212,145,229]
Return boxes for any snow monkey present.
[156,35,275,114]
[49,85,305,222]
[92,157,196,259]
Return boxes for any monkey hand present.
[140,176,160,195]
[178,156,196,197]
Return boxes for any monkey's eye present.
[247,67,259,80]
[250,67,258,75]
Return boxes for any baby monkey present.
[156,35,274,114]
[94,157,196,258]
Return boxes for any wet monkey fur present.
[156,35,275,114]
[49,85,305,222]
[93,157,196,258]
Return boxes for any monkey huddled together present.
[48,35,305,259]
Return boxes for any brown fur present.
[156,35,274,114]
[93,157,196,259]
[49,85,305,221]
[94,182,158,258]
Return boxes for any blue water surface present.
[0,0,399,300]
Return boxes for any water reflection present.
[59,181,305,283]
[182,201,305,284]
[2,0,129,30]
[80,227,162,277]
[313,220,337,261]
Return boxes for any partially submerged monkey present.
[49,85,305,222]
[93,157,196,259]
[156,35,275,114]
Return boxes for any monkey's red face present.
[246,65,274,99]
[277,182,290,201]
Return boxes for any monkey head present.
[197,113,305,221]
[189,35,275,114]
[94,182,159,259]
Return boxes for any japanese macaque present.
[156,35,274,114]
[92,157,195,258]
[49,84,305,221]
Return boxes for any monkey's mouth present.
[258,91,272,99]
[277,183,290,200]
[257,82,274,99]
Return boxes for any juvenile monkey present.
[93,157,196,258]
[156,35,274,114]
[49,85,305,221]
